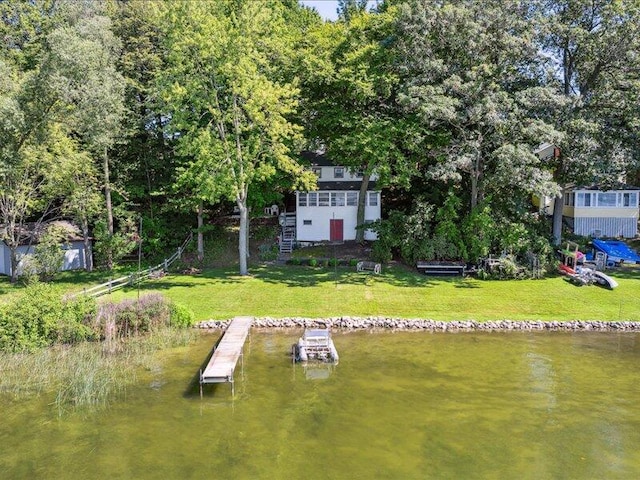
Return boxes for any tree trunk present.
[238,199,249,276]
[197,201,204,262]
[355,172,371,243]
[9,247,19,283]
[103,147,114,235]
[81,217,93,272]
[470,155,483,210]
[552,188,565,246]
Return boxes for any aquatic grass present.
[0,327,198,413]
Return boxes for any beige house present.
[536,186,639,238]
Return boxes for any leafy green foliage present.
[33,224,69,282]
[92,218,138,271]
[0,282,96,352]
[169,302,195,328]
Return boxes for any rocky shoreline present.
[195,317,640,332]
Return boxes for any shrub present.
[328,258,338,267]
[349,258,359,267]
[93,293,171,341]
[289,257,301,266]
[170,302,195,328]
[34,225,69,282]
[0,282,96,352]
[258,243,279,261]
[308,258,318,267]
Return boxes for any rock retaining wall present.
[196,317,640,332]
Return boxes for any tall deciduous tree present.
[534,0,640,244]
[303,6,422,242]
[396,0,561,214]
[45,10,125,237]
[159,0,314,275]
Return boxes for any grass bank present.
[108,264,640,322]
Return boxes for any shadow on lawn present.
[250,264,440,288]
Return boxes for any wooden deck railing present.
[72,232,193,298]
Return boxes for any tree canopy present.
[1,0,639,277]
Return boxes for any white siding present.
[574,217,637,238]
[0,242,88,277]
[0,245,7,276]
[296,191,381,241]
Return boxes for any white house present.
[283,151,381,247]
[0,221,91,277]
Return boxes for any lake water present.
[2,330,640,479]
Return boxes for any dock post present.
[199,369,203,399]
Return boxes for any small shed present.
[0,221,91,277]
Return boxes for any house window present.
[308,192,318,207]
[312,167,322,178]
[353,170,364,178]
[303,219,312,226]
[298,193,307,207]
[331,192,345,206]
[347,192,358,206]
[318,192,330,206]
[597,192,616,207]
[576,192,592,207]
[367,192,379,207]
[623,192,638,207]
[564,192,574,206]
[334,167,344,179]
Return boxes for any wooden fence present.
[73,232,193,299]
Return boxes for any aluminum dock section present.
[199,316,252,396]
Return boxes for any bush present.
[0,282,96,352]
[93,293,171,341]
[258,243,279,261]
[349,258,359,267]
[289,257,302,266]
[34,225,69,282]
[328,258,338,267]
[170,302,195,328]
[308,258,318,267]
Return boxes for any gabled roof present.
[0,220,84,246]
[300,150,335,167]
[315,181,378,191]
[571,185,640,191]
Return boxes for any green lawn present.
[100,264,640,322]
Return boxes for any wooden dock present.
[200,316,252,396]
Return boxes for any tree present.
[159,0,314,275]
[534,0,640,244]
[303,7,422,242]
[45,10,125,239]
[337,0,370,22]
[396,0,561,215]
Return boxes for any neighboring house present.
[0,221,91,277]
[533,143,640,238]
[280,151,381,251]
[536,186,640,238]
[560,186,639,238]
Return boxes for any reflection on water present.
[2,331,640,479]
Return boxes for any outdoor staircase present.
[279,212,296,255]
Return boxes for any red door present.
[330,219,344,241]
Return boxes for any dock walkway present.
[200,316,252,396]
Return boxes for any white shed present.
[0,221,91,277]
